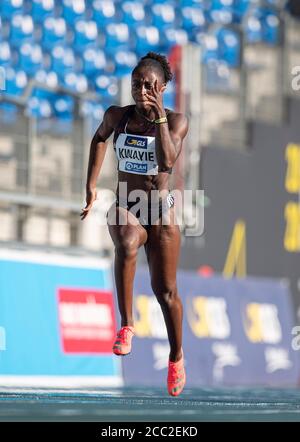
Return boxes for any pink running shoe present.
[112,326,134,356]
[167,352,186,397]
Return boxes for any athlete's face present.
[131,67,166,110]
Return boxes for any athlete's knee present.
[115,235,139,259]
[152,284,180,306]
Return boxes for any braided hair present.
[132,52,173,84]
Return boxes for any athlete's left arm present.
[145,80,189,170]
[156,112,189,170]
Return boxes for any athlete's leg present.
[107,202,148,327]
[144,210,183,362]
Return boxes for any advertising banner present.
[122,267,300,387]
[0,249,122,387]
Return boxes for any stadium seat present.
[181,6,206,31]
[34,69,58,99]
[181,0,205,5]
[92,0,117,25]
[202,34,219,64]
[73,20,98,51]
[62,72,88,93]
[82,47,107,77]
[3,67,28,96]
[113,49,137,77]
[0,41,12,68]
[216,27,241,67]
[262,10,281,44]
[209,0,234,25]
[134,25,161,56]
[61,0,86,25]
[94,74,119,100]
[121,1,146,26]
[151,3,176,29]
[232,0,252,23]
[50,45,76,79]
[104,23,130,54]
[244,12,262,43]
[51,94,74,121]
[0,0,24,21]
[80,101,105,121]
[244,7,280,45]
[42,17,67,50]
[161,28,189,51]
[10,14,34,46]
[30,0,55,24]
[26,95,52,118]
[18,42,43,75]
[150,0,176,4]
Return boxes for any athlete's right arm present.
[80,105,117,220]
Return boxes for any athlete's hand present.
[80,188,97,220]
[144,79,166,118]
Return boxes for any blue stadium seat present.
[50,45,76,79]
[121,1,146,26]
[94,74,119,100]
[0,41,12,68]
[62,72,88,93]
[151,3,176,29]
[216,27,241,67]
[82,47,107,77]
[0,0,24,20]
[135,25,161,56]
[4,67,28,96]
[181,6,206,32]
[34,69,58,99]
[209,0,234,25]
[92,0,117,25]
[35,69,58,87]
[18,42,43,75]
[26,95,52,118]
[151,0,176,4]
[161,28,189,51]
[62,0,86,25]
[181,0,205,5]
[233,0,252,22]
[104,23,130,54]
[202,34,219,64]
[73,20,98,51]
[42,17,67,51]
[244,7,280,45]
[30,0,55,23]
[114,49,137,76]
[244,12,263,43]
[191,28,207,45]
[51,94,74,121]
[262,10,281,44]
[81,101,105,121]
[10,14,34,46]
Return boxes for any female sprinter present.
[80,52,188,397]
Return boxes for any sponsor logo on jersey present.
[125,136,148,149]
[125,162,148,173]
